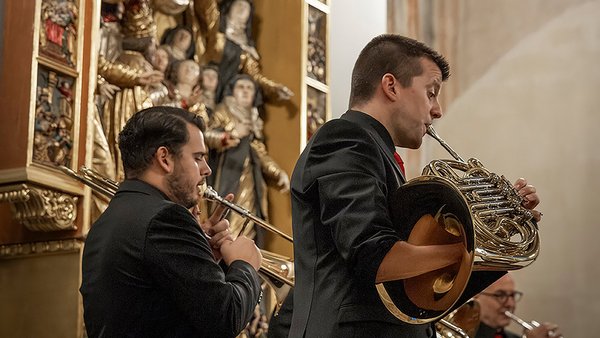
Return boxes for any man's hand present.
[513,178,542,221]
[200,194,235,261]
[524,322,562,338]
[220,236,262,271]
[246,304,269,337]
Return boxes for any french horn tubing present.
[376,126,540,324]
[425,125,540,268]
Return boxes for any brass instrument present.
[376,126,540,324]
[436,299,481,338]
[203,186,293,243]
[436,320,468,338]
[425,126,539,268]
[504,310,540,331]
[202,185,294,313]
[60,166,294,312]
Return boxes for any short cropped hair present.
[118,106,205,179]
[349,34,450,107]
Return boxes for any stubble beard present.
[167,164,198,209]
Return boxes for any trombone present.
[60,166,295,312]
[203,186,293,243]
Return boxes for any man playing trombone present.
[80,106,263,338]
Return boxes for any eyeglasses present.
[480,291,523,303]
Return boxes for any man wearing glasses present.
[474,273,562,338]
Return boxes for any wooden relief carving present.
[33,67,75,168]
[306,86,326,140]
[307,6,326,84]
[39,0,79,67]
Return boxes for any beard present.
[166,161,199,209]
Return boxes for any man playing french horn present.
[288,34,543,338]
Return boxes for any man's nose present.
[201,162,212,177]
[431,100,443,119]
[504,296,517,309]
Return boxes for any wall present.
[425,1,600,336]
[329,0,387,118]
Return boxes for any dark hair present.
[100,3,120,20]
[118,106,205,179]
[160,25,196,60]
[349,34,450,107]
[223,74,263,107]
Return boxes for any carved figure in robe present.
[163,59,239,151]
[194,0,293,104]
[97,0,164,181]
[200,63,219,111]
[207,75,289,242]
[160,25,195,62]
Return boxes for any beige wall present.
[419,0,600,336]
[330,0,387,118]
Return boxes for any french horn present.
[376,126,540,324]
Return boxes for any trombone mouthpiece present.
[201,185,218,201]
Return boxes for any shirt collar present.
[341,110,396,155]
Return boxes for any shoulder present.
[296,117,386,183]
[309,117,381,158]
[310,118,374,151]
[151,202,197,227]
[144,202,209,254]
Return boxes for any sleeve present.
[97,55,140,88]
[250,139,286,187]
[144,203,261,337]
[308,121,400,283]
[240,53,286,101]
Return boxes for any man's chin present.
[498,317,512,328]
[185,197,199,209]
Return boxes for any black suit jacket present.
[289,111,434,337]
[80,180,261,338]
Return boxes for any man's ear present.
[155,146,175,174]
[381,73,398,101]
